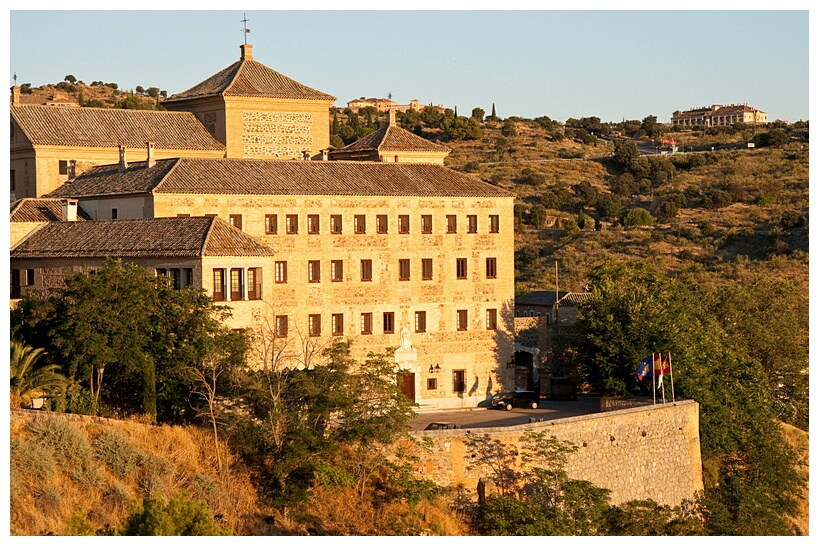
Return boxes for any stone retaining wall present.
[411,400,703,507]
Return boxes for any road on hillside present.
[410,397,601,431]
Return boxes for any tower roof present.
[165,44,335,103]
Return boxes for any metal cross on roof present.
[241,13,250,44]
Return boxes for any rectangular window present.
[360,312,373,335]
[421,258,433,280]
[421,214,432,234]
[111,208,118,220]
[453,370,466,393]
[275,261,288,283]
[212,269,224,301]
[486,257,497,279]
[332,313,344,336]
[330,214,342,234]
[275,315,288,338]
[10,269,21,299]
[457,309,468,331]
[399,259,410,281]
[376,214,388,234]
[398,214,410,234]
[26,269,35,286]
[230,268,243,300]
[456,258,468,280]
[486,308,498,330]
[265,214,278,234]
[360,259,372,282]
[11,170,15,192]
[383,312,395,334]
[59,160,68,175]
[308,260,321,283]
[489,214,500,233]
[427,378,438,390]
[354,215,366,234]
[467,214,478,233]
[415,311,426,333]
[331,260,343,282]
[309,314,321,337]
[247,267,262,300]
[446,214,457,233]
[229,214,242,230]
[286,214,299,234]
[307,214,320,234]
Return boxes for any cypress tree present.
[491,103,497,121]
[331,112,339,134]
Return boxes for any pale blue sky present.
[7,7,811,123]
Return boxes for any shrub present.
[121,491,231,536]
[93,430,142,480]
[103,481,134,510]
[596,194,622,219]
[463,161,480,173]
[779,210,806,230]
[654,200,680,224]
[138,454,176,497]
[698,220,716,237]
[29,417,93,470]
[702,189,732,209]
[35,484,63,515]
[11,437,57,483]
[622,208,653,227]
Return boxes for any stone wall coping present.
[411,399,697,438]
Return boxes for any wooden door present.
[400,373,415,403]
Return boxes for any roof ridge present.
[222,58,246,96]
[151,158,182,193]
[201,215,218,256]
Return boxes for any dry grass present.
[780,423,809,536]
[10,413,273,536]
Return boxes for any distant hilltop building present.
[346,97,444,113]
[671,104,768,127]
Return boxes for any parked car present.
[491,390,540,411]
[424,422,458,430]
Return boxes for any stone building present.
[671,103,768,127]
[10,107,225,199]
[9,44,335,199]
[10,197,90,247]
[45,158,517,409]
[10,216,276,307]
[163,44,335,160]
[347,97,423,113]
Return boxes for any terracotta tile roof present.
[48,158,511,198]
[332,125,450,154]
[11,106,226,150]
[46,160,177,198]
[515,291,593,307]
[11,217,276,259]
[166,58,335,102]
[10,198,91,222]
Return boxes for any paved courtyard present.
[410,397,601,431]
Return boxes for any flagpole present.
[661,369,666,404]
[652,352,656,405]
[669,352,675,403]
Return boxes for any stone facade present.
[411,400,703,507]
[151,194,516,410]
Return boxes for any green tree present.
[490,103,497,121]
[10,341,68,409]
[622,208,653,227]
[420,106,444,128]
[574,262,805,534]
[641,115,664,139]
[612,140,639,171]
[229,341,415,506]
[471,107,485,121]
[121,491,230,535]
[135,85,145,94]
[11,259,243,422]
[64,74,77,84]
[530,204,547,228]
[331,112,339,134]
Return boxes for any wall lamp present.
[428,364,441,374]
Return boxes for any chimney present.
[61,199,78,222]
[11,86,20,106]
[302,150,311,161]
[240,44,253,61]
[321,149,329,161]
[118,145,128,172]
[388,108,396,127]
[68,160,76,179]
[146,141,156,168]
